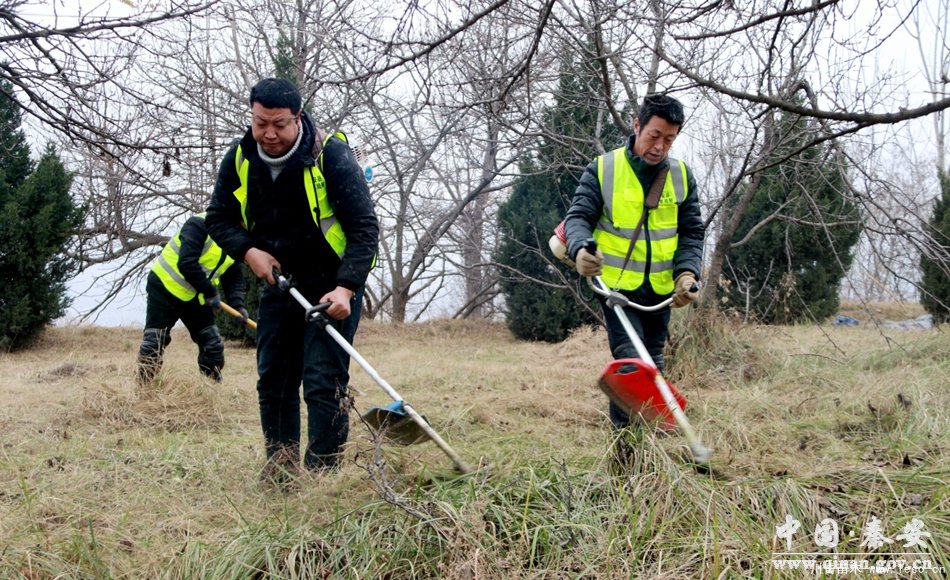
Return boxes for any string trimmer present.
[583,241,712,464]
[273,268,474,474]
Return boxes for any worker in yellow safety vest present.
[205,78,378,482]
[563,94,705,428]
[138,213,246,384]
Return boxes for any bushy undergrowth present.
[665,307,769,388]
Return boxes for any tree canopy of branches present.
[4,0,950,324]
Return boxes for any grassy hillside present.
[0,311,947,578]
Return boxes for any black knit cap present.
[249,78,302,114]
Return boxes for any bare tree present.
[13,0,950,321]
[647,0,950,312]
[1,0,213,151]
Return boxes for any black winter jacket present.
[205,112,378,292]
[564,135,705,302]
[153,214,245,308]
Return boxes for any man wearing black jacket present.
[205,78,379,478]
[138,213,246,384]
[564,94,705,428]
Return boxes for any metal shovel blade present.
[598,358,688,431]
[361,401,431,446]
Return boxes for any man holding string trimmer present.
[206,78,378,481]
[562,93,705,429]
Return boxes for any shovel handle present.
[220,301,257,330]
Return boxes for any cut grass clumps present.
[80,371,227,431]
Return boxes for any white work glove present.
[548,234,575,268]
[575,246,604,277]
[672,272,700,308]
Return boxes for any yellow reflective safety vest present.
[232,131,347,258]
[592,148,689,294]
[150,213,235,303]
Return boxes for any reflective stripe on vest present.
[150,213,235,303]
[592,148,688,293]
[233,131,347,258]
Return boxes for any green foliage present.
[0,81,33,188]
[920,170,950,324]
[273,34,296,82]
[722,112,862,324]
[495,51,621,341]
[496,165,588,342]
[0,140,84,350]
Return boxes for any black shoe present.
[260,447,300,488]
[304,452,341,473]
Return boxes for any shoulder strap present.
[311,127,329,169]
[644,166,667,210]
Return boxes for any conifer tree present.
[920,171,950,324]
[495,52,620,341]
[723,111,862,323]
[0,89,85,350]
[496,163,585,341]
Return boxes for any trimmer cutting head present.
[361,401,431,446]
[598,358,688,431]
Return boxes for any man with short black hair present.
[206,78,379,480]
[564,93,705,428]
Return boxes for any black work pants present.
[138,273,222,382]
[256,283,363,469]
[601,296,671,428]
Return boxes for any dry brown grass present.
[837,299,929,323]
[0,316,947,577]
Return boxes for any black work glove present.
[206,294,222,309]
[236,306,249,322]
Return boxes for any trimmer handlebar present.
[581,239,711,464]
[582,238,672,311]
[581,238,696,311]
[272,266,332,324]
[588,277,674,311]
[305,302,331,324]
